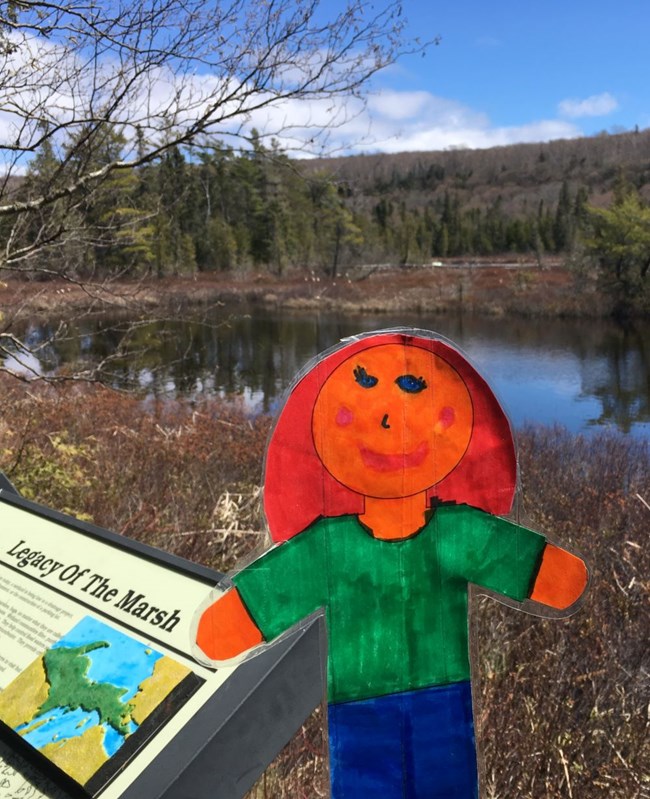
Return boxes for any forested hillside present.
[4,127,650,280]
[306,127,650,207]
[301,127,650,266]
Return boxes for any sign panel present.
[0,492,240,799]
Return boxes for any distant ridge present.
[300,128,650,212]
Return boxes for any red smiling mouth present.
[358,441,429,472]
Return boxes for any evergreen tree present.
[554,180,574,252]
[584,184,650,313]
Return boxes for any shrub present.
[0,377,271,569]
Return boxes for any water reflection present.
[8,308,650,437]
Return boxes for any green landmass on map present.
[38,642,134,735]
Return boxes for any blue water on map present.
[103,724,129,757]
[17,707,101,750]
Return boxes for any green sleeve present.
[443,505,547,601]
[232,522,327,641]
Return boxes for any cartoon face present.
[311,343,474,499]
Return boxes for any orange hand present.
[196,588,264,660]
[530,544,588,610]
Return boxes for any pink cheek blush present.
[438,406,455,429]
[336,406,354,426]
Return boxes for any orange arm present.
[530,543,588,610]
[196,588,264,660]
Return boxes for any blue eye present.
[396,374,427,394]
[354,365,378,388]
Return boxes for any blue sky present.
[2,0,646,165]
[331,0,649,154]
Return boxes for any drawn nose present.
[381,413,391,429]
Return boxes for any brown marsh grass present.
[0,380,647,798]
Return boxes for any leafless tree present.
[0,0,420,377]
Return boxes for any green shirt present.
[233,505,545,704]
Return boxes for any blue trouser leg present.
[328,681,478,799]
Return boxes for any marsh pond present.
[11,306,650,438]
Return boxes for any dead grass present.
[0,383,647,797]
[0,262,613,322]
[474,426,649,799]
[0,378,272,567]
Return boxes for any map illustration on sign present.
[0,616,203,796]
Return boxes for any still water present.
[14,307,650,437]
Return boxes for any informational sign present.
[0,488,325,799]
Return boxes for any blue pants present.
[328,681,478,799]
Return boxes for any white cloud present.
[558,92,618,119]
[253,89,584,157]
[365,118,582,153]
[0,29,595,167]
[367,90,441,121]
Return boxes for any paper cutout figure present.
[194,330,588,798]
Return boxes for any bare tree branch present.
[0,0,425,380]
